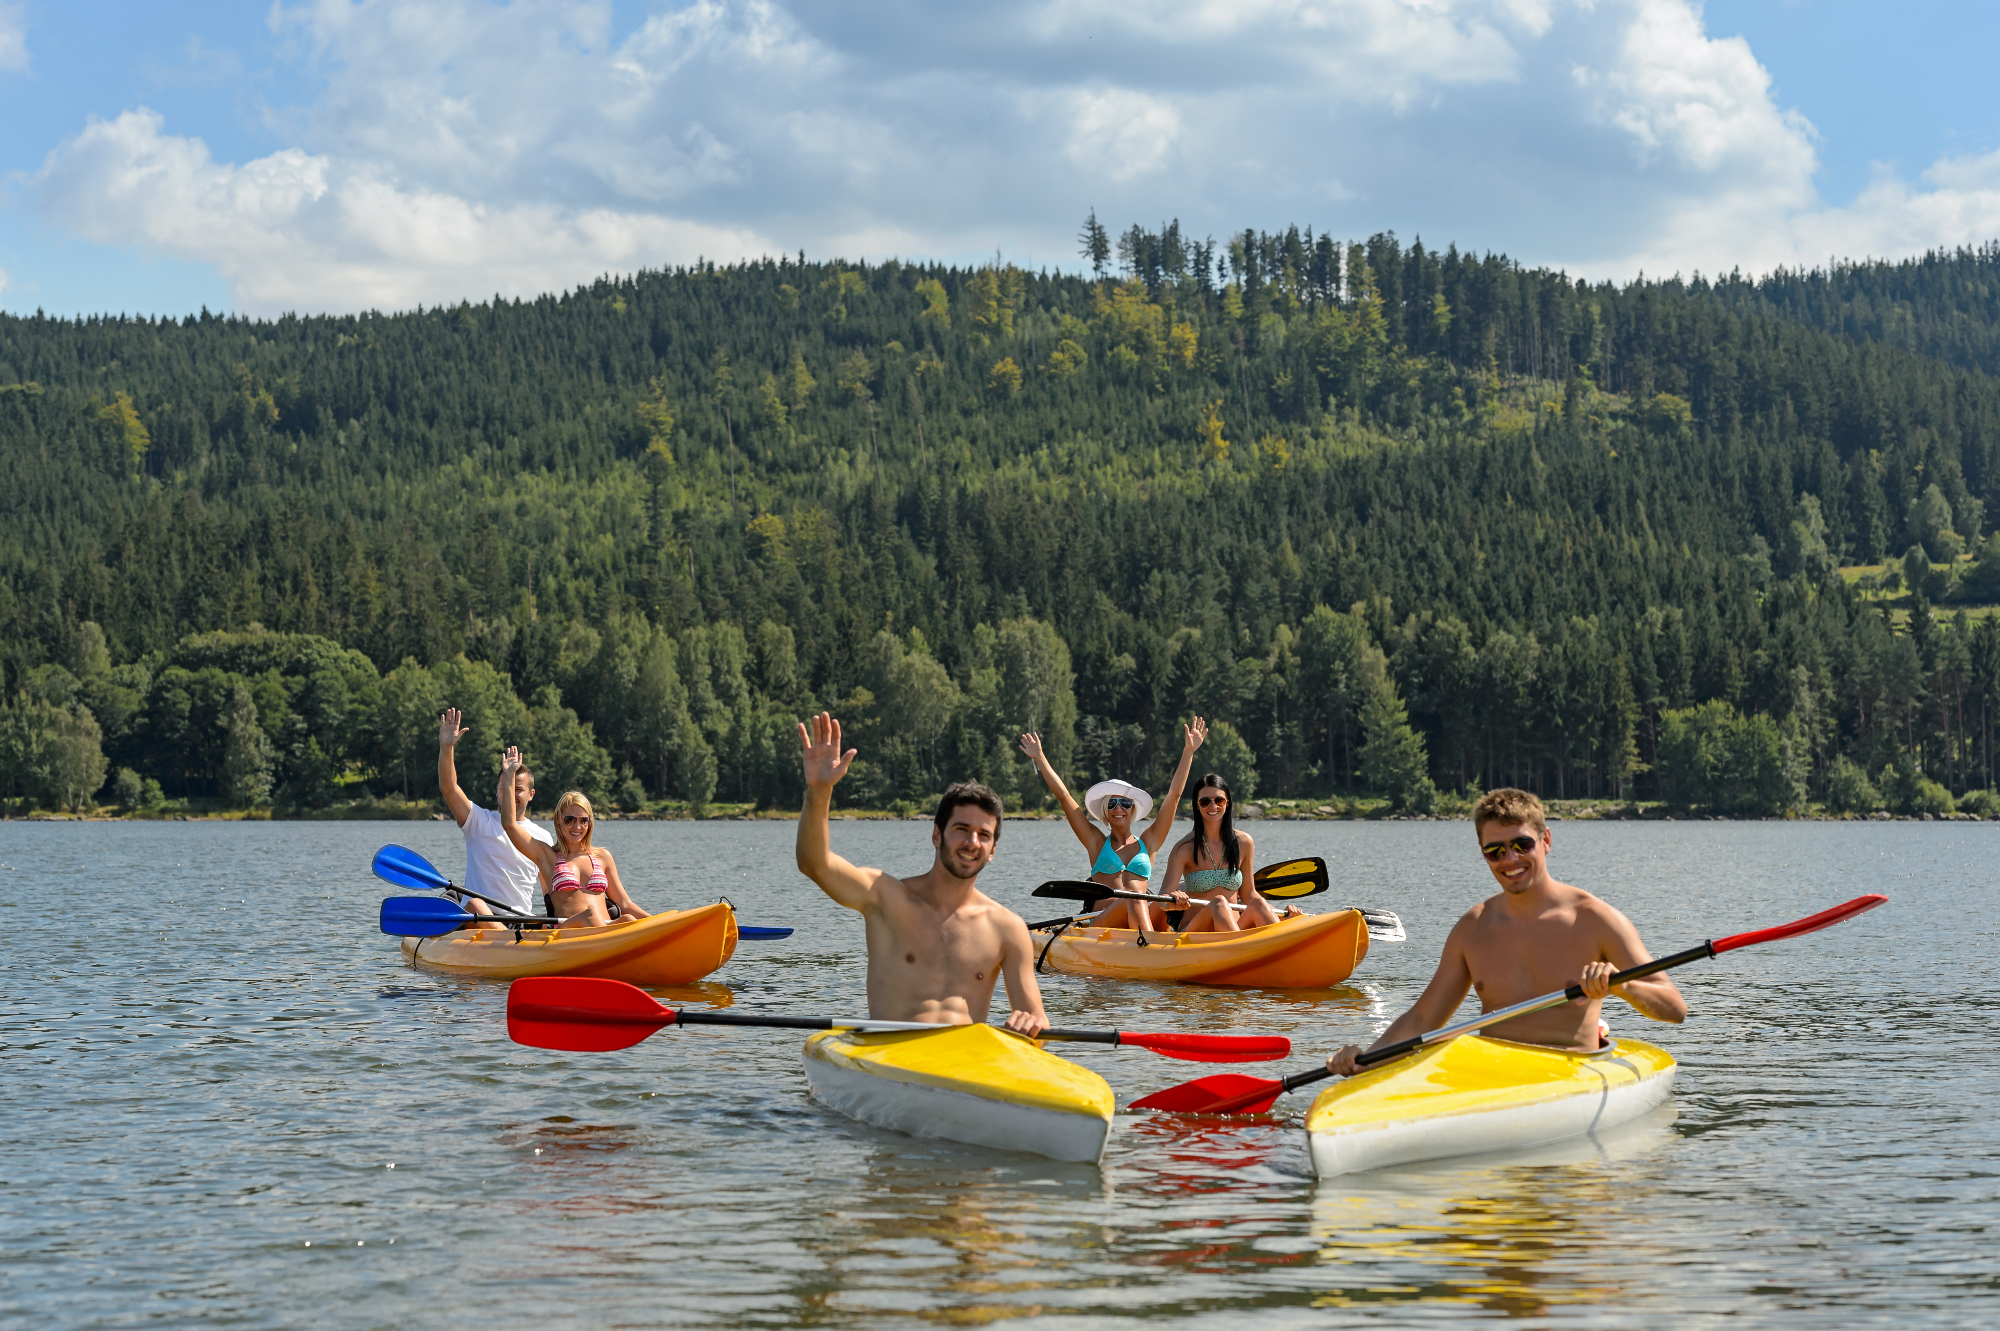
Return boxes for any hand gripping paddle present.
[1027,869,1404,941]
[1130,893,1888,1115]
[505,976,1292,1061]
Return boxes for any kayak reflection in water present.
[1018,719,1206,931]
[794,711,1050,1036]
[498,746,652,929]
[1325,787,1688,1076]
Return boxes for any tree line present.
[7,223,2000,816]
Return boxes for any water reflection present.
[1309,1106,1679,1314]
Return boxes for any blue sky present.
[2,1,1997,317]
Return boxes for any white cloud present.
[35,109,775,314]
[0,1,29,74]
[22,0,2000,312]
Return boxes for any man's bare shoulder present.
[1568,887,1637,931]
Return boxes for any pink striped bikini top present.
[551,853,607,894]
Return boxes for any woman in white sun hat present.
[1019,718,1207,931]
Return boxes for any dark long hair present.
[1174,773,1240,872]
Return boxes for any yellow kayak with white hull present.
[1305,1034,1677,1178]
[801,1024,1116,1163]
[400,900,738,984]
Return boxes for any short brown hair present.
[935,782,1004,840]
[1473,787,1546,836]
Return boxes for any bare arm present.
[996,912,1050,1035]
[1142,717,1207,853]
[795,713,889,911]
[497,747,553,873]
[1577,902,1687,1023]
[1019,732,1102,852]
[1326,915,1476,1075]
[593,849,649,920]
[1233,832,1265,905]
[437,709,473,827]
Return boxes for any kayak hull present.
[801,1025,1115,1163]
[400,901,738,984]
[1306,1034,1677,1179]
[1033,909,1369,987]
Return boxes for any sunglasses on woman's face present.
[1480,834,1539,860]
[562,813,591,825]
[1104,797,1136,811]
[1196,795,1228,809]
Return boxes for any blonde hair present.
[552,791,598,851]
[1473,787,1546,836]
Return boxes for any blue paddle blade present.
[738,926,794,940]
[380,896,474,936]
[372,844,453,894]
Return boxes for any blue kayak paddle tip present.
[737,925,794,940]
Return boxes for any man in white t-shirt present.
[439,708,555,919]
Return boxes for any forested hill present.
[1705,242,2000,377]
[6,221,2000,820]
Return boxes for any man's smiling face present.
[1478,820,1551,895]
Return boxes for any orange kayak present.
[399,901,739,984]
[1031,909,1369,987]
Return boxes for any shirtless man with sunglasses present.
[1325,787,1685,1076]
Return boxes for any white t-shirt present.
[461,804,556,915]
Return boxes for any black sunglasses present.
[1196,795,1228,808]
[1104,797,1136,811]
[561,813,591,825]
[1480,834,1539,860]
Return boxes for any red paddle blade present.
[1711,894,1887,955]
[1128,1073,1284,1114]
[1120,1032,1291,1062]
[506,977,677,1052]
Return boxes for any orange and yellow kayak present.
[399,900,738,984]
[1031,909,1369,987]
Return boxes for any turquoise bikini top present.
[1092,839,1152,880]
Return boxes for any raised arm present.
[497,747,554,873]
[1019,731,1101,852]
[1142,717,1208,853]
[995,911,1051,1036]
[795,713,889,911]
[437,708,473,827]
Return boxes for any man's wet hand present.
[1002,1010,1049,1037]
[1576,961,1615,1001]
[1325,1044,1364,1077]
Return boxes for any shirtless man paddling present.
[794,712,1050,1036]
[1326,787,1686,1076]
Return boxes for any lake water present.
[3,817,1995,1328]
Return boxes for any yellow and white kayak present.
[400,901,738,984]
[801,1024,1116,1163]
[1305,1034,1677,1178]
[1033,908,1370,987]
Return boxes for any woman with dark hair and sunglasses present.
[1019,719,1206,931]
[1159,773,1295,932]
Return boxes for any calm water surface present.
[3,817,1996,1328]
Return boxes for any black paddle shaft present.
[1270,940,1721,1095]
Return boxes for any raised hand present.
[1018,732,1046,764]
[1183,716,1208,753]
[501,745,522,776]
[439,707,469,750]
[799,712,856,791]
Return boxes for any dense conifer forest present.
[6,222,2000,818]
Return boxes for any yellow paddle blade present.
[1255,857,1329,899]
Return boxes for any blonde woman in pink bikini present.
[498,745,651,927]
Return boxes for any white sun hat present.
[1083,779,1153,825]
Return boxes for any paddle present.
[1027,876,1405,941]
[1130,893,1888,1115]
[505,976,1293,1061]
[382,896,560,936]
[371,843,796,938]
